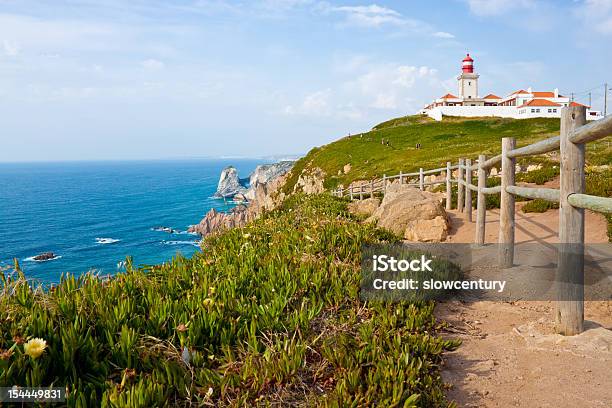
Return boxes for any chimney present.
[554,88,559,98]
[527,87,532,94]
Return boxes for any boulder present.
[33,252,57,261]
[367,184,449,242]
[213,166,247,198]
[348,197,380,217]
[343,163,352,174]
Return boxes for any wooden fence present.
[333,106,612,336]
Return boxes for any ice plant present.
[23,338,47,359]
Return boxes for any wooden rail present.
[333,107,612,335]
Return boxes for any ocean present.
[0,159,262,283]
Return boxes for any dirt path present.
[439,205,612,407]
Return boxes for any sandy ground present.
[438,204,612,407]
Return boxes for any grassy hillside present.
[283,115,611,192]
[1,194,459,407]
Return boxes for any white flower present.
[23,338,47,359]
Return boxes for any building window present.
[468,81,471,85]
[531,109,536,113]
[536,109,541,113]
[548,109,552,113]
[468,96,471,99]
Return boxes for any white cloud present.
[578,0,612,34]
[284,89,332,116]
[465,0,536,17]
[141,58,165,70]
[2,39,20,56]
[433,31,455,38]
[284,60,444,119]
[331,4,404,27]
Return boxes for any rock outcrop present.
[293,167,325,194]
[213,166,247,198]
[348,197,380,217]
[367,183,449,242]
[245,161,294,201]
[188,205,254,236]
[193,160,294,237]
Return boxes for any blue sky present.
[0,0,611,162]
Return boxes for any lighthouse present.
[458,53,479,99]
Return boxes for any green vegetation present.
[586,168,612,241]
[516,164,559,185]
[284,115,608,210]
[284,115,562,192]
[521,199,559,213]
[0,194,460,407]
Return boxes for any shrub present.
[522,199,559,213]
[516,165,559,185]
[0,194,459,407]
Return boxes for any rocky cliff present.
[213,166,248,199]
[192,160,294,237]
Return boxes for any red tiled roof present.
[440,93,459,99]
[570,101,590,108]
[518,99,562,108]
[483,93,501,99]
[532,91,555,97]
[511,89,528,95]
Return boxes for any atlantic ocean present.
[0,159,263,283]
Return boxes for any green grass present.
[284,115,562,193]
[284,115,610,194]
[0,194,460,407]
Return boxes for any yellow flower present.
[203,298,214,308]
[23,338,47,359]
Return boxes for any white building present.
[421,54,603,121]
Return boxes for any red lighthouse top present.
[462,53,474,73]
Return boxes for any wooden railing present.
[333,106,612,336]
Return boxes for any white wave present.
[175,230,198,236]
[162,240,201,247]
[24,255,62,262]
[151,226,176,233]
[96,237,121,244]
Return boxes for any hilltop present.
[283,115,611,193]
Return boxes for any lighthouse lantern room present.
[458,53,479,100]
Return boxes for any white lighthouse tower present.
[458,53,479,100]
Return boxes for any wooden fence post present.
[419,168,424,190]
[370,179,374,198]
[399,171,403,184]
[499,137,516,268]
[465,158,473,222]
[457,159,464,212]
[359,185,364,200]
[556,106,587,336]
[349,187,354,200]
[475,154,487,245]
[383,174,387,195]
[446,161,452,210]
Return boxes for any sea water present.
[0,159,262,283]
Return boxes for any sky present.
[0,0,611,162]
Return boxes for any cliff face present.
[245,161,294,201]
[192,160,294,237]
[213,166,247,198]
